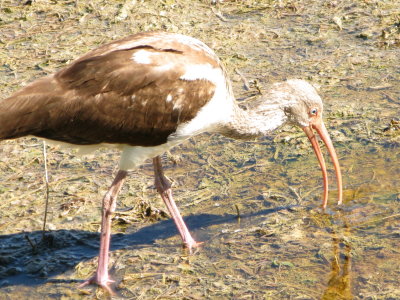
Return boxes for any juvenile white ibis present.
[0,31,343,291]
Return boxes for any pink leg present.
[79,170,128,293]
[153,156,202,253]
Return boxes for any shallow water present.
[0,0,399,299]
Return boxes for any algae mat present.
[0,1,399,299]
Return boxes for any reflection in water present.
[322,226,353,300]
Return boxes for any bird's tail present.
[0,95,24,141]
[0,76,55,141]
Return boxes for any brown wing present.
[0,33,217,146]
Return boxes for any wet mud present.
[0,0,399,299]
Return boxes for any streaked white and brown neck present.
[218,79,323,140]
[218,101,287,140]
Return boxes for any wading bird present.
[0,31,343,292]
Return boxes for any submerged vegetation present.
[0,0,399,299]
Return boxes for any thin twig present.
[42,141,50,240]
[234,204,241,224]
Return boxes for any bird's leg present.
[79,170,128,293]
[153,156,201,253]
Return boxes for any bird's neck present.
[218,100,288,140]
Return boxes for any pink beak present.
[302,118,343,209]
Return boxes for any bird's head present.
[270,79,343,208]
[280,80,323,128]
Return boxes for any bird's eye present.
[310,108,318,115]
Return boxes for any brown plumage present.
[0,31,343,293]
[0,32,218,145]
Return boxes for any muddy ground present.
[0,0,399,299]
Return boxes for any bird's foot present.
[184,240,204,254]
[78,273,115,295]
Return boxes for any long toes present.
[78,275,115,295]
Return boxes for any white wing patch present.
[131,50,174,72]
[180,64,222,84]
[131,49,154,64]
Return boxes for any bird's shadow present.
[0,205,294,288]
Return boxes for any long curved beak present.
[302,119,343,209]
